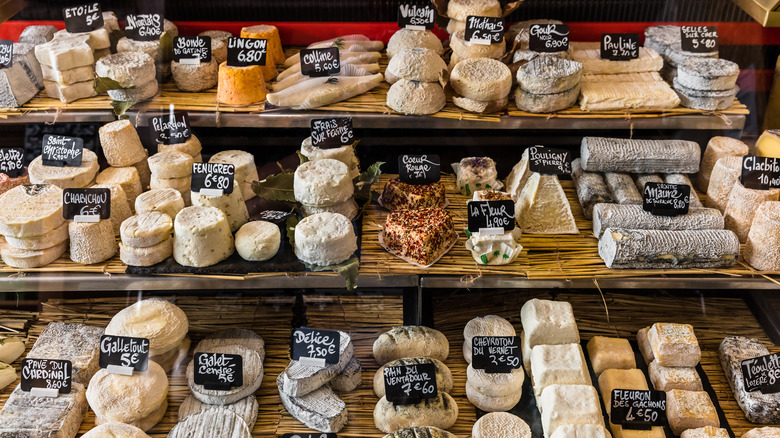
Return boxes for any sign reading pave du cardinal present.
[20,359,72,395]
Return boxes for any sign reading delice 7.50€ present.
[291,328,341,367]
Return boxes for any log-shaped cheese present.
[240,24,285,67]
[0,184,64,238]
[724,181,780,242]
[99,119,148,167]
[571,158,614,219]
[217,62,268,105]
[581,137,701,173]
[605,172,642,204]
[598,228,740,269]
[719,336,780,424]
[592,204,724,238]
[634,174,664,192]
[173,206,234,267]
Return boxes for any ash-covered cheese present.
[294,159,354,207]
[19,25,57,45]
[69,219,118,265]
[13,42,44,89]
[581,137,701,174]
[278,374,347,433]
[173,206,234,267]
[178,394,258,430]
[294,212,357,266]
[108,78,158,102]
[169,409,252,438]
[0,184,64,238]
[26,322,104,384]
[96,51,156,88]
[186,344,263,405]
[517,56,583,94]
[0,383,88,437]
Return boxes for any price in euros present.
[237,49,265,64]
[402,380,435,396]
[626,406,659,423]
[490,354,520,367]
[204,174,230,190]
[690,39,716,50]
[306,343,336,358]
[315,60,340,73]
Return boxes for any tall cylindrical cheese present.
[300,137,359,179]
[294,212,356,266]
[706,156,742,212]
[240,24,285,67]
[92,183,132,236]
[96,166,143,211]
[157,134,202,158]
[0,184,64,238]
[69,219,118,264]
[29,148,100,189]
[209,150,259,201]
[172,59,218,92]
[99,120,148,167]
[173,206,234,267]
[148,150,193,179]
[217,62,268,105]
[696,137,748,193]
[294,159,354,207]
[723,181,780,242]
[191,182,249,233]
[150,175,191,206]
[133,150,151,190]
[744,201,780,271]
[135,189,185,219]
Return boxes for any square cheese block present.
[648,360,702,391]
[637,327,655,365]
[42,63,94,85]
[35,34,94,70]
[520,298,580,349]
[680,427,730,438]
[587,336,636,376]
[597,368,648,416]
[531,343,591,396]
[540,384,604,438]
[647,323,701,367]
[0,383,87,437]
[666,389,719,435]
[26,322,104,385]
[0,62,39,107]
[44,79,97,103]
[54,28,111,50]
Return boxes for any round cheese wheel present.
[516,56,583,95]
[199,30,232,45]
[466,364,525,397]
[387,79,446,115]
[300,137,359,179]
[120,211,173,248]
[466,380,522,412]
[96,166,143,208]
[158,134,203,158]
[186,344,263,405]
[387,29,444,59]
[463,315,516,363]
[173,206,235,267]
[385,48,448,84]
[294,159,354,207]
[150,175,191,205]
[99,119,148,167]
[451,57,512,101]
[148,150,194,179]
[95,399,168,432]
[68,219,118,265]
[178,394,258,429]
[105,297,189,356]
[294,212,356,266]
[235,221,281,262]
[117,37,161,62]
[473,412,531,438]
[135,188,185,219]
[120,239,173,267]
[0,237,67,268]
[301,198,358,221]
[96,52,156,88]
[447,0,501,21]
[86,361,168,427]
[450,29,505,60]
[82,422,151,438]
[29,148,100,189]
[108,78,158,102]
[3,221,68,250]
[172,59,218,92]
[0,184,64,238]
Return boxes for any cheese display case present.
[0,0,779,437]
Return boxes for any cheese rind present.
[169,409,252,438]
[35,35,94,70]
[99,119,148,167]
[540,384,604,438]
[106,298,189,356]
[387,79,446,115]
[0,184,64,238]
[696,137,748,193]
[96,52,156,88]
[374,357,452,398]
[178,395,258,430]
[517,173,578,234]
[172,59,218,92]
[209,150,259,201]
[96,166,143,208]
[579,80,680,111]
[150,175,192,205]
[92,183,133,235]
[295,213,356,266]
[87,361,169,429]
[517,56,583,94]
[605,172,642,204]
[120,211,173,247]
[44,79,97,103]
[581,137,701,173]
[120,239,173,267]
[0,383,88,438]
[69,219,118,265]
[592,204,724,238]
[191,185,249,233]
[235,220,280,261]
[744,201,780,271]
[158,134,203,158]
[187,344,263,405]
[3,221,68,250]
[173,206,235,267]
[374,392,458,433]
[724,181,780,242]
[29,148,100,189]
[148,150,193,179]
[531,343,591,396]
[520,299,579,348]
[719,336,780,424]
[0,237,67,268]
[450,57,512,101]
[27,322,104,384]
[294,159,354,207]
[450,29,505,61]
[572,158,614,219]
[387,29,444,59]
[82,422,151,438]
[135,188,185,218]
[108,78,158,102]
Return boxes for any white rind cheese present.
[96,52,156,88]
[571,158,614,219]
[169,409,252,438]
[663,173,704,208]
[54,28,111,51]
[450,57,512,101]
[135,188,186,221]
[0,237,67,268]
[301,198,358,221]
[173,206,235,267]
[517,173,578,234]
[450,29,505,60]
[300,137,359,179]
[581,137,701,173]
[210,150,260,201]
[515,84,580,114]
[92,183,133,235]
[387,29,444,59]
[473,412,531,438]
[466,380,522,411]
[178,395,259,429]
[187,344,263,405]
[278,373,348,433]
[0,383,88,437]
[172,59,219,92]
[605,172,642,205]
[96,166,143,208]
[108,78,158,102]
[385,48,447,84]
[281,330,353,397]
[235,220,281,261]
[696,137,748,193]
[517,56,583,94]
[29,148,100,189]
[294,159,354,207]
[120,211,173,248]
[87,361,168,429]
[744,201,780,271]
[82,422,151,438]
[0,184,64,238]
[68,219,118,265]
[706,156,742,212]
[148,150,193,179]
[191,183,249,233]
[598,228,740,269]
[120,239,173,267]
[294,212,357,266]
[579,80,680,111]
[150,175,192,205]
[592,204,724,238]
[387,79,446,115]
[531,343,591,396]
[44,79,97,103]
[723,181,780,242]
[540,384,604,438]
[158,134,203,158]
[99,120,149,167]
[105,298,189,356]
[35,34,94,70]
[467,364,524,397]
[572,42,663,74]
[330,356,362,393]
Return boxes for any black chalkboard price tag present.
[467,200,515,233]
[124,13,163,42]
[282,434,337,438]
[172,36,212,64]
[42,134,84,167]
[600,33,639,60]
[99,335,150,374]
[384,363,438,405]
[611,389,667,429]
[527,146,572,175]
[63,3,103,33]
[741,353,780,394]
[681,26,718,53]
[0,40,13,68]
[0,148,24,178]
[642,182,690,217]
[398,3,435,30]
[194,353,243,391]
[310,118,354,149]
[740,155,780,191]
[300,47,340,77]
[20,359,72,396]
[227,37,267,67]
[465,16,504,45]
[191,162,235,196]
[63,188,111,222]
[291,328,341,367]
[257,210,293,225]
[529,24,570,53]
[472,336,522,373]
[149,111,191,145]
[398,154,440,185]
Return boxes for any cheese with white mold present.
[69,219,118,265]
[96,51,156,88]
[210,150,260,200]
[19,25,57,44]
[0,63,40,107]
[35,34,94,70]
[135,188,185,218]
[148,150,193,179]
[12,43,44,88]
[96,166,143,208]
[54,28,111,51]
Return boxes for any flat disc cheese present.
[0,237,67,268]
[158,134,203,158]
[96,52,156,89]
[0,184,64,238]
[173,206,235,267]
[187,344,263,405]
[450,29,505,60]
[82,422,151,438]
[135,188,185,219]
[86,360,168,425]
[120,211,173,248]
[148,150,193,179]
[105,298,189,356]
[120,239,173,267]
[235,220,280,261]
[169,409,252,438]
[3,221,68,250]
[29,148,99,189]
[300,137,359,178]
[451,57,512,101]
[178,395,259,429]
[294,159,354,207]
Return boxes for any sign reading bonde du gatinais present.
[172,36,212,63]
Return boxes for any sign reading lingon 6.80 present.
[227,37,267,67]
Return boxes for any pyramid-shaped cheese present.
[517,173,578,234]
[506,148,531,201]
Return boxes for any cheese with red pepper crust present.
[380,178,446,211]
[382,208,456,266]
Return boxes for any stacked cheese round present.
[191,180,249,233]
[105,298,190,370]
[217,63,268,105]
[92,183,132,235]
[149,148,196,206]
[97,52,158,101]
[96,166,143,212]
[173,206,235,267]
[463,315,524,412]
[386,49,447,115]
[300,137,360,179]
[172,38,224,92]
[723,181,780,242]
[157,134,203,163]
[37,34,99,103]
[210,150,259,201]
[451,58,512,113]
[515,56,583,113]
[29,148,99,189]
[69,218,118,265]
[235,221,280,261]
[98,120,150,182]
[0,184,67,268]
[294,212,357,266]
[445,0,502,35]
[387,29,444,59]
[119,211,174,266]
[674,58,740,111]
[294,159,357,220]
[87,360,169,431]
[449,28,505,69]
[135,188,186,219]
